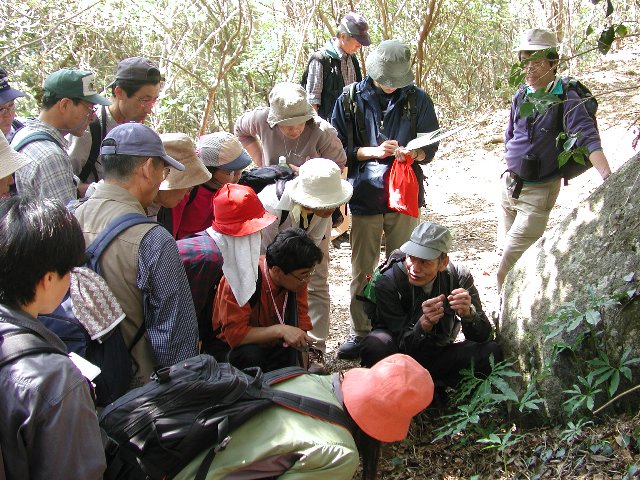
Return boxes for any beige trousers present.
[497,172,561,289]
[349,212,419,337]
[307,221,331,353]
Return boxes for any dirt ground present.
[323,38,640,478]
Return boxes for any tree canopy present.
[1,0,635,136]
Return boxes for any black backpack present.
[238,165,295,225]
[301,49,362,120]
[238,164,294,195]
[37,212,156,406]
[514,77,598,183]
[99,354,350,480]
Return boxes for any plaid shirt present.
[177,231,223,325]
[137,225,199,366]
[306,38,359,106]
[12,118,77,204]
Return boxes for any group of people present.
[0,12,611,478]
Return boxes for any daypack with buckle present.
[37,212,156,406]
[99,355,350,480]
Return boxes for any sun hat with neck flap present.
[287,158,353,210]
[159,133,211,191]
[342,353,434,442]
[267,82,315,128]
[365,39,415,89]
[210,183,277,236]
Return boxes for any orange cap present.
[342,354,434,442]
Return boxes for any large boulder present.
[498,153,640,421]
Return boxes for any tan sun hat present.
[159,133,211,191]
[266,82,315,128]
[0,129,31,179]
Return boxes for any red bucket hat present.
[211,183,277,236]
[342,354,434,442]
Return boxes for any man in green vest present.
[302,12,371,120]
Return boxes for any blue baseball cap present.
[0,69,25,105]
[101,123,184,171]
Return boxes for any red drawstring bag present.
[388,153,419,217]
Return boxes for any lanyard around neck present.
[263,258,288,324]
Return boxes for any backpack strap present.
[79,105,107,183]
[11,118,24,132]
[353,55,362,82]
[260,367,351,429]
[186,185,200,206]
[85,213,158,274]
[84,213,158,355]
[342,82,362,168]
[12,131,62,152]
[275,178,289,226]
[407,86,417,139]
[0,329,65,369]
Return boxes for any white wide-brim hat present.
[288,158,353,210]
[0,129,31,179]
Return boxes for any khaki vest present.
[74,183,157,388]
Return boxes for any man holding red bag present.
[331,39,439,359]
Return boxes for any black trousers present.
[360,329,503,387]
[228,344,300,373]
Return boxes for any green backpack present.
[357,250,412,321]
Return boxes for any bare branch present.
[0,0,102,63]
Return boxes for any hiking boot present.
[331,232,350,249]
[337,335,363,360]
[307,347,327,374]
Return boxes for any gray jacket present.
[0,305,106,479]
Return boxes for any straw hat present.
[342,354,434,442]
[287,158,352,210]
[159,133,211,191]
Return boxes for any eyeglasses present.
[162,167,171,180]
[0,103,15,116]
[134,95,159,107]
[79,101,98,118]
[289,268,316,283]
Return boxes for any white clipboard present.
[405,125,465,150]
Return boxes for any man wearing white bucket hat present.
[259,158,353,372]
